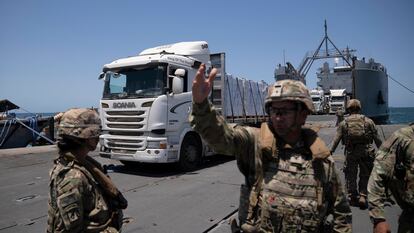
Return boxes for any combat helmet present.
[347,99,361,112]
[57,108,101,139]
[265,80,314,113]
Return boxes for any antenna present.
[325,20,328,57]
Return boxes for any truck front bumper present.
[100,147,179,163]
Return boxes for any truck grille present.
[103,110,147,131]
[109,131,144,136]
[102,109,148,151]
[106,111,145,115]
[107,117,144,122]
[107,124,144,129]
[107,138,143,149]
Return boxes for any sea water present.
[14,108,414,125]
[389,107,414,124]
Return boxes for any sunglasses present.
[268,107,298,116]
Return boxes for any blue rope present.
[0,119,15,146]
[28,116,39,142]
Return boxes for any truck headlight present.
[147,141,167,149]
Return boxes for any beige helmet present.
[347,99,361,111]
[265,80,314,113]
[57,108,101,139]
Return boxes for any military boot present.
[241,222,258,233]
[348,194,359,207]
[359,194,368,210]
[229,218,240,233]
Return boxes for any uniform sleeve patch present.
[57,189,83,230]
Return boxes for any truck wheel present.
[179,136,202,171]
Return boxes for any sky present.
[1,0,413,113]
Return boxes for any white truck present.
[310,88,328,114]
[98,41,268,170]
[328,89,349,114]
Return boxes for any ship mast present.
[297,20,355,80]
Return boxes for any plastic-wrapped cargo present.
[246,79,268,118]
[242,79,252,117]
[223,75,244,118]
[257,80,268,115]
[211,53,268,125]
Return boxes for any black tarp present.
[0,99,20,112]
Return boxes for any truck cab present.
[328,89,349,114]
[310,89,328,114]
[98,41,211,171]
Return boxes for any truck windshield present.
[103,65,167,99]
[331,96,345,101]
[312,97,321,101]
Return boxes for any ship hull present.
[353,68,389,124]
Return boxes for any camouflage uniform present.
[190,98,352,232]
[330,112,382,201]
[368,124,414,233]
[335,109,345,127]
[47,108,126,233]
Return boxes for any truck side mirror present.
[98,72,105,80]
[99,72,110,81]
[171,69,185,94]
[174,68,186,77]
[172,76,184,94]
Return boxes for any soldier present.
[190,64,351,232]
[330,99,382,209]
[336,108,345,126]
[368,124,414,233]
[47,108,128,233]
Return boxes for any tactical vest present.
[344,115,369,144]
[392,136,414,209]
[47,156,121,233]
[243,123,334,233]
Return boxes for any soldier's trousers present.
[239,184,250,225]
[345,147,374,196]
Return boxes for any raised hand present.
[192,64,217,104]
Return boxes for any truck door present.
[166,67,192,134]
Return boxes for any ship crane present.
[297,20,356,81]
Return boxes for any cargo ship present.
[316,56,389,123]
[274,21,389,123]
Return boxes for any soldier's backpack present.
[345,115,369,143]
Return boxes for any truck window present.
[103,65,167,99]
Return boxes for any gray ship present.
[275,21,389,123]
[317,56,388,123]
[274,62,305,84]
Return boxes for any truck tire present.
[179,135,202,171]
